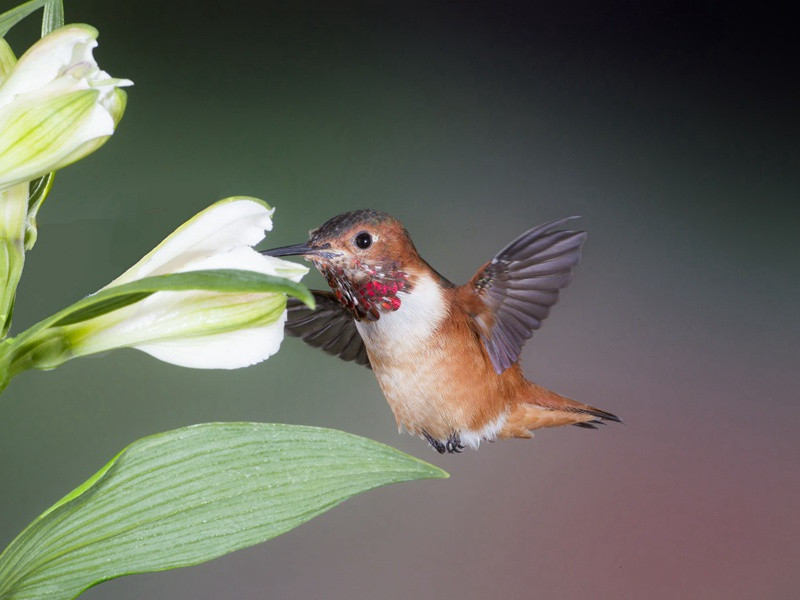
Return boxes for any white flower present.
[0,24,131,191]
[49,197,308,369]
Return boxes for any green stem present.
[0,329,70,392]
[0,183,29,338]
[0,244,23,338]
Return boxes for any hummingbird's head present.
[263,209,420,321]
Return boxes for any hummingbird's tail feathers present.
[573,420,604,429]
[572,413,624,429]
[572,404,622,424]
[499,382,620,438]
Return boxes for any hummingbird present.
[263,210,620,453]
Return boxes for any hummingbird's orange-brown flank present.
[263,209,620,453]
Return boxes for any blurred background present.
[1,1,798,598]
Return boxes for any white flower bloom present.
[0,24,132,191]
[56,197,308,369]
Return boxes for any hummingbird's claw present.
[422,430,465,454]
[422,430,446,454]
[445,434,465,454]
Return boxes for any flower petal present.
[0,25,113,107]
[0,89,111,188]
[108,197,308,286]
[64,287,288,367]
[134,313,287,369]
[0,181,27,240]
[0,39,16,82]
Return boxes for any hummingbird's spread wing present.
[469,217,587,374]
[285,291,371,368]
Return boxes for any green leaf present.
[52,291,153,326]
[0,423,448,600]
[0,0,49,38]
[50,269,314,327]
[40,0,63,37]
[37,269,313,332]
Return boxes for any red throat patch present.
[320,263,409,321]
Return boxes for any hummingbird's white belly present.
[355,273,496,442]
[355,273,448,353]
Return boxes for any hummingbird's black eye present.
[354,231,372,249]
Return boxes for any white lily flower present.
[0,24,131,191]
[51,197,308,369]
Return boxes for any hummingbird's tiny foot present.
[422,429,446,454]
[445,433,465,454]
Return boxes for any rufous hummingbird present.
[263,210,620,453]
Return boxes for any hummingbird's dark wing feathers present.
[470,217,587,374]
[285,291,371,368]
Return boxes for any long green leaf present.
[0,0,49,38]
[0,423,448,599]
[40,0,63,37]
[17,269,313,339]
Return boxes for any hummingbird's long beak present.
[260,242,338,259]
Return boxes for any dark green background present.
[2,1,798,598]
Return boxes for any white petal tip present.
[133,319,286,370]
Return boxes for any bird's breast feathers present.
[354,272,449,357]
